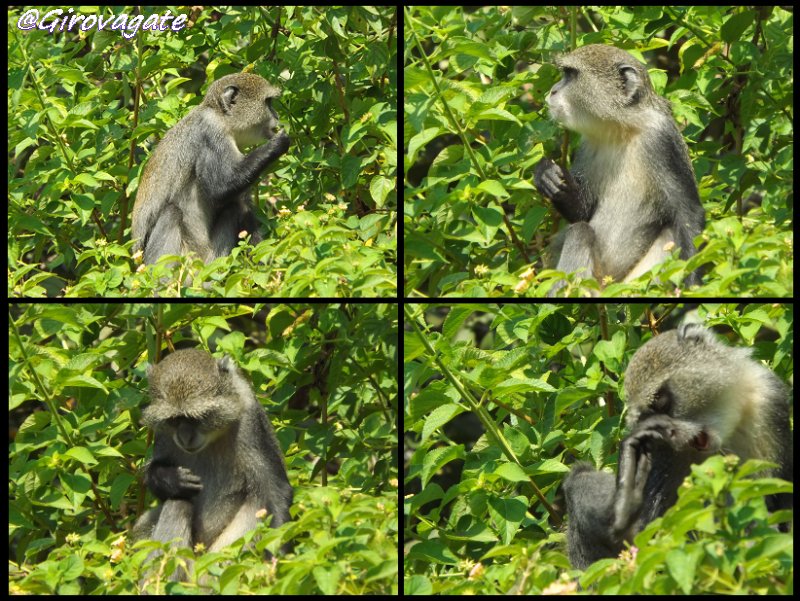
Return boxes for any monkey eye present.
[561,66,578,80]
[652,384,673,414]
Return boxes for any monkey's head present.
[204,73,283,151]
[142,349,255,453]
[545,44,669,140]
[623,325,770,453]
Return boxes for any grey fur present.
[534,45,705,295]
[132,73,290,264]
[132,349,293,581]
[564,324,792,569]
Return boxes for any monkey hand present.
[271,129,291,155]
[629,414,715,454]
[612,414,715,538]
[534,158,593,223]
[612,422,655,538]
[612,415,686,536]
[147,464,203,500]
[534,158,568,200]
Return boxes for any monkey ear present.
[221,86,241,113]
[146,363,156,379]
[618,65,642,102]
[218,355,237,374]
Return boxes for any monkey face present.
[546,44,655,136]
[624,325,766,454]
[545,67,581,131]
[164,416,227,454]
[210,73,284,150]
[231,102,282,149]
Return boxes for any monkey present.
[132,349,293,581]
[131,73,290,265]
[562,323,792,569]
[533,45,705,296]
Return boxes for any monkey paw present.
[272,129,291,154]
[534,158,569,201]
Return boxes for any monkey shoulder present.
[563,463,616,522]
[563,463,610,495]
[640,119,701,203]
[185,108,238,151]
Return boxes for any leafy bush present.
[577,456,792,594]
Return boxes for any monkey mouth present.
[690,430,711,451]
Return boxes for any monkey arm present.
[651,131,705,259]
[563,425,663,569]
[534,158,597,223]
[564,414,706,568]
[247,408,294,529]
[563,424,660,569]
[196,127,290,205]
[151,499,194,547]
[610,427,653,539]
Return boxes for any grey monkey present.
[563,324,792,569]
[132,73,290,265]
[132,349,293,580]
[534,45,705,295]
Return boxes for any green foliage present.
[127,486,398,595]
[403,6,793,297]
[578,457,793,593]
[8,6,397,297]
[403,303,793,594]
[9,303,398,594]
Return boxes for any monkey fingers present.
[272,129,291,155]
[534,158,568,200]
[632,414,709,454]
[175,466,204,493]
[148,464,203,499]
[612,430,655,537]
